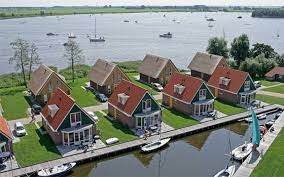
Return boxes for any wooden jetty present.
[0,104,281,177]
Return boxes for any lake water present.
[66,113,277,177]
[0,12,284,74]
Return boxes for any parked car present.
[85,86,96,94]
[96,93,108,102]
[254,81,261,88]
[88,112,99,122]
[152,83,164,92]
[14,122,27,137]
[32,104,42,115]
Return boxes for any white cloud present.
[0,0,284,7]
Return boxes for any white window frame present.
[56,80,60,89]
[70,112,82,127]
[199,89,206,101]
[142,99,151,112]
[107,85,111,94]
[244,81,250,91]
[48,82,53,93]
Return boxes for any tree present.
[28,43,41,80]
[9,39,29,87]
[276,54,284,67]
[250,43,277,59]
[206,37,229,58]
[230,34,250,66]
[63,40,84,83]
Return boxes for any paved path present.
[257,90,284,98]
[234,104,284,177]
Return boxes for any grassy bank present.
[262,85,284,94]
[257,94,284,106]
[0,7,253,20]
[214,100,246,116]
[250,127,284,177]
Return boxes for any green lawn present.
[162,108,198,129]
[214,100,246,116]
[259,79,280,87]
[68,78,100,107]
[126,73,157,95]
[13,124,61,167]
[250,127,284,177]
[96,112,137,144]
[256,94,284,106]
[0,86,30,120]
[262,85,284,94]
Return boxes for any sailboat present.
[231,109,260,161]
[68,32,76,39]
[89,16,105,42]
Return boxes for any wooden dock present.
[0,104,281,177]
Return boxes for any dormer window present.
[199,89,206,101]
[48,104,59,118]
[219,77,231,86]
[174,84,185,95]
[70,112,81,127]
[118,93,129,105]
[244,81,250,91]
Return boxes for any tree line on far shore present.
[206,34,284,78]
[252,8,284,18]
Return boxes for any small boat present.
[275,113,281,119]
[106,137,119,145]
[257,114,267,120]
[68,32,76,39]
[123,20,130,22]
[175,20,181,24]
[89,16,105,43]
[231,142,253,161]
[244,117,252,123]
[265,120,274,129]
[37,162,76,177]
[237,16,242,19]
[135,20,138,23]
[159,32,172,38]
[207,18,215,21]
[141,138,171,153]
[63,42,71,47]
[214,165,235,177]
[46,33,56,36]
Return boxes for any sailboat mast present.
[95,16,97,38]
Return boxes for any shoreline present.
[0,8,252,21]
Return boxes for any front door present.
[74,132,80,145]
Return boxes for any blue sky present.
[0,0,284,7]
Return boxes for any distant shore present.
[0,7,252,20]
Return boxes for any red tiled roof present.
[108,80,147,115]
[0,116,12,139]
[265,67,284,77]
[163,73,204,103]
[41,89,75,130]
[208,66,249,94]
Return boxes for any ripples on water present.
[0,12,284,74]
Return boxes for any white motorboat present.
[257,114,267,120]
[37,162,76,177]
[68,32,76,39]
[159,32,172,38]
[244,117,252,123]
[106,137,119,145]
[231,142,253,161]
[214,165,235,177]
[141,138,171,153]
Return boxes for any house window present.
[56,80,60,89]
[70,112,81,127]
[199,89,206,101]
[44,95,48,103]
[169,67,172,75]
[48,82,53,93]
[244,81,250,91]
[142,99,151,112]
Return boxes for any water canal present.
[67,113,277,177]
